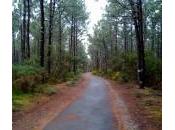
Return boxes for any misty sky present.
[83,0,107,54]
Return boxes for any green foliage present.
[66,72,81,87]
[145,52,162,88]
[121,53,138,81]
[12,93,33,112]
[91,51,161,87]
[111,72,121,80]
[109,53,137,82]
[12,64,48,93]
[13,83,58,111]
[92,70,98,75]
[12,64,44,81]
[33,84,58,95]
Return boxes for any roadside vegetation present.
[12,0,89,112]
[12,63,81,112]
[89,0,162,89]
[12,0,162,129]
[89,0,162,128]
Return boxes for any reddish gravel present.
[13,73,161,130]
[105,80,161,130]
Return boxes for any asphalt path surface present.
[44,76,115,130]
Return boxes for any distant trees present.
[88,0,162,88]
[12,0,89,77]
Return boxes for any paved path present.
[44,75,115,130]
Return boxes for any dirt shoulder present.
[105,80,162,130]
[13,73,91,130]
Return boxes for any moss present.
[12,93,33,112]
[13,84,58,111]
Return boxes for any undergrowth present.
[13,64,81,112]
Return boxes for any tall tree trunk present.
[159,21,162,58]
[47,0,56,73]
[103,39,108,73]
[75,20,78,72]
[123,17,128,53]
[69,15,74,72]
[137,0,145,88]
[129,0,145,88]
[114,22,118,54]
[48,0,53,73]
[143,1,147,46]
[27,0,31,58]
[151,21,156,52]
[22,0,26,61]
[12,32,16,64]
[58,11,62,71]
[73,18,76,74]
[130,23,133,52]
[96,51,99,71]
[40,0,45,67]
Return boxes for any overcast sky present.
[85,0,107,35]
[83,0,107,54]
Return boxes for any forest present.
[12,0,162,130]
[13,0,89,94]
[88,0,162,88]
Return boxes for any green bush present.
[12,64,47,93]
[12,94,32,111]
[12,64,44,81]
[13,74,44,93]
[110,53,137,82]
[145,52,162,87]
[32,84,57,95]
[92,70,98,75]
[111,72,121,80]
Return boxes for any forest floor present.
[13,73,161,130]
[106,80,162,130]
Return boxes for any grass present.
[12,84,58,112]
[66,73,81,87]
[133,87,162,125]
[12,93,34,112]
[13,64,44,81]
[12,64,82,112]
[12,74,81,112]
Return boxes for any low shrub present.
[111,72,121,80]
[32,84,58,95]
[12,64,44,81]
[145,52,162,87]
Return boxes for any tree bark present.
[129,0,145,88]
[73,18,76,74]
[58,11,62,70]
[123,17,128,53]
[47,0,56,73]
[114,22,118,54]
[22,0,26,61]
[130,23,133,52]
[27,0,31,59]
[40,0,45,67]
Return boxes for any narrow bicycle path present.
[44,75,115,130]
